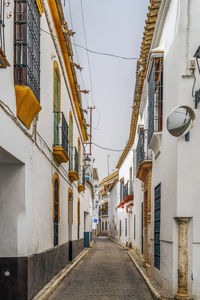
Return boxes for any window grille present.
[119,220,121,237]
[148,58,163,143]
[154,183,161,269]
[0,0,5,52]
[54,179,59,247]
[105,221,107,231]
[14,0,40,101]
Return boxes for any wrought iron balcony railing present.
[69,146,79,175]
[53,112,69,156]
[123,180,133,199]
[136,129,152,171]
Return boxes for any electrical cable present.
[68,0,89,108]
[80,0,95,107]
[68,0,89,125]
[92,142,123,152]
[40,29,138,60]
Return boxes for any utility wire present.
[92,142,123,152]
[68,0,89,108]
[40,28,138,60]
[71,42,138,60]
[80,0,95,107]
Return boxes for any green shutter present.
[54,70,60,145]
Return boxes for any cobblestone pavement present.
[49,237,154,300]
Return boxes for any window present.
[148,57,163,143]
[14,0,40,101]
[69,112,73,169]
[53,174,60,247]
[119,220,121,237]
[141,203,144,254]
[125,218,127,236]
[154,183,161,269]
[53,62,61,146]
[134,215,136,240]
[105,221,107,231]
[102,221,104,231]
[120,181,124,202]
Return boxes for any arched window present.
[53,173,60,247]
[69,112,73,169]
[53,61,61,146]
[77,198,80,239]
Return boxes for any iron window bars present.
[136,129,152,171]
[148,57,163,144]
[14,0,40,101]
[53,112,69,157]
[0,0,5,52]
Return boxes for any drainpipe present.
[175,217,190,300]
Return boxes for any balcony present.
[69,146,79,182]
[53,112,69,164]
[78,167,86,192]
[136,129,152,181]
[123,181,133,201]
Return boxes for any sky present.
[63,0,149,180]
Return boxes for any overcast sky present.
[63,0,149,180]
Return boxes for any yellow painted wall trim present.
[36,0,44,15]
[47,0,87,141]
[15,85,42,129]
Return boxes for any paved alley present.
[49,237,154,300]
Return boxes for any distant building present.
[98,171,119,236]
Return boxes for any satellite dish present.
[166,106,195,137]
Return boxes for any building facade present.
[0,0,93,299]
[115,0,200,299]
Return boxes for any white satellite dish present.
[166,106,195,137]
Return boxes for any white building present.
[0,0,93,299]
[98,171,118,236]
[116,0,200,299]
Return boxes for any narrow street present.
[49,237,153,300]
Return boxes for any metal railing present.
[136,129,152,171]
[53,112,69,156]
[123,180,133,199]
[69,146,79,174]
[0,0,5,53]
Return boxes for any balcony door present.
[54,66,60,146]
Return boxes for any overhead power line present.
[40,28,138,61]
[71,42,138,60]
[92,142,123,152]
